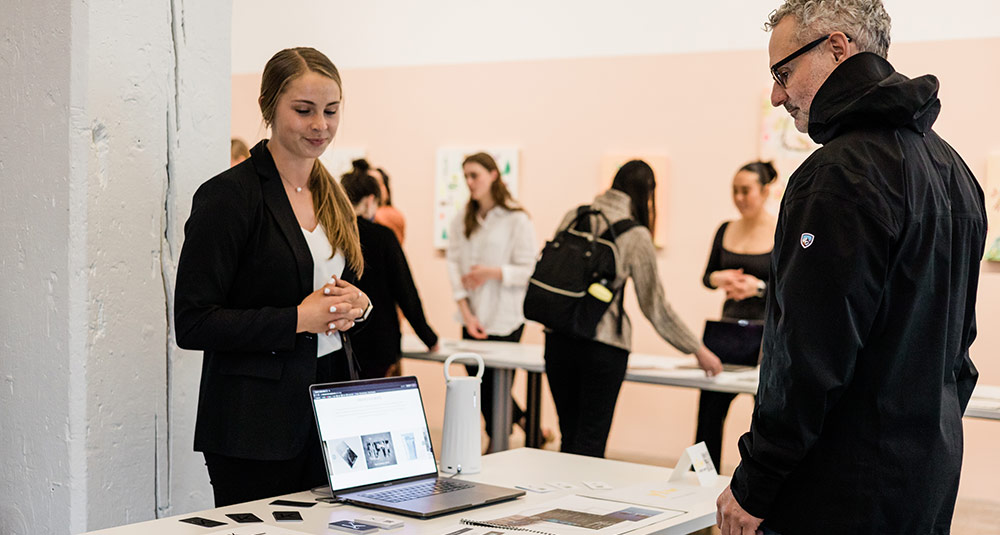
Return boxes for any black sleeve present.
[384,229,438,348]
[702,222,728,288]
[956,324,979,413]
[730,188,893,517]
[173,177,298,352]
[343,263,370,334]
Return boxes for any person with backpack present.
[538,160,721,458]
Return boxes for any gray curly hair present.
[766,0,892,58]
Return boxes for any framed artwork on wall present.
[758,91,818,213]
[985,152,1000,262]
[433,147,520,249]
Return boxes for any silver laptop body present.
[309,376,524,519]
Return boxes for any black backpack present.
[523,206,640,339]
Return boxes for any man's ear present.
[829,31,853,63]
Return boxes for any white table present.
[402,337,759,450]
[966,384,1000,420]
[84,448,727,535]
[403,336,1000,447]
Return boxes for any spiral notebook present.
[454,495,684,535]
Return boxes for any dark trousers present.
[695,390,738,470]
[203,348,350,507]
[463,325,525,438]
[544,331,629,458]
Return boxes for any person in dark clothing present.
[546,161,721,458]
[341,163,438,377]
[174,48,371,507]
[698,161,777,470]
[716,2,987,534]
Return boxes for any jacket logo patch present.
[800,233,815,249]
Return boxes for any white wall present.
[231,0,1000,72]
[163,1,235,518]
[0,2,81,532]
[0,1,231,532]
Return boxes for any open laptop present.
[309,376,524,518]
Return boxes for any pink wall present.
[232,39,1000,500]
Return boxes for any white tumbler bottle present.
[439,352,484,474]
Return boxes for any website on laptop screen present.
[312,378,437,492]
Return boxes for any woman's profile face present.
[463,162,497,203]
[270,70,341,161]
[732,170,768,217]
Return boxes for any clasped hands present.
[713,268,761,301]
[297,276,370,335]
[461,265,502,291]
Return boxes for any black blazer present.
[174,140,361,461]
[352,217,437,377]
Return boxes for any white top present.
[446,206,537,336]
[301,224,345,357]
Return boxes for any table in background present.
[84,448,728,535]
[403,336,1000,450]
[967,384,1000,420]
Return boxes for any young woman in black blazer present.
[174,48,371,506]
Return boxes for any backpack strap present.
[571,208,641,336]
[571,205,602,234]
[600,219,641,242]
[597,217,641,336]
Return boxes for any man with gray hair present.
[716,1,986,533]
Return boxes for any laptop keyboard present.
[361,479,474,503]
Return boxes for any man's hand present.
[717,485,764,535]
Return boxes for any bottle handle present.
[443,352,486,381]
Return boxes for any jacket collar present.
[808,52,941,144]
[250,140,314,295]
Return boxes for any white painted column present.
[0,1,82,532]
[0,0,230,532]
[162,0,234,518]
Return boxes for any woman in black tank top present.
[697,161,778,470]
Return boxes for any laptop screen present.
[311,377,438,493]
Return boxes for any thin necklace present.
[280,174,308,194]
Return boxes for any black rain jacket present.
[730,52,987,534]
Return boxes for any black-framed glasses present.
[770,33,851,88]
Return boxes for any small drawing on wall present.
[759,91,819,213]
[434,147,520,249]
[986,152,1000,262]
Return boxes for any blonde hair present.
[259,47,363,276]
[230,138,250,162]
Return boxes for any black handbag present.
[702,319,764,366]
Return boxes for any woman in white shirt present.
[447,152,537,449]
